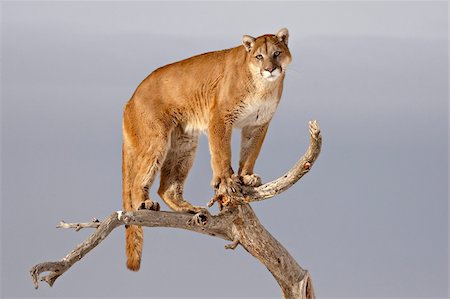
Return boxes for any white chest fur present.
[234,96,278,128]
[183,94,279,134]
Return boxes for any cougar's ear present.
[242,35,256,52]
[276,28,289,46]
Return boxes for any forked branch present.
[30,121,321,299]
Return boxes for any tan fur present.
[123,28,292,271]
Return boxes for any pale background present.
[1,1,448,298]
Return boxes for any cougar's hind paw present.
[139,199,160,211]
[187,210,209,226]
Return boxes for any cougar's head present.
[242,28,292,82]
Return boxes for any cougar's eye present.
[273,51,281,58]
[255,54,263,60]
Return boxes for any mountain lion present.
[123,28,292,271]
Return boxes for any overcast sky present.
[1,1,448,298]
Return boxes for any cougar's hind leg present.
[122,142,134,212]
[122,96,175,271]
[130,129,172,212]
[158,126,203,213]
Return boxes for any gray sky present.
[1,1,448,298]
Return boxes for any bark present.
[30,120,321,299]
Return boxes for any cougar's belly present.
[183,106,209,134]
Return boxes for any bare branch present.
[30,121,321,298]
[57,218,100,231]
[31,207,315,298]
[31,210,232,289]
[31,212,122,289]
[247,120,321,202]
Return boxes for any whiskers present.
[284,66,304,80]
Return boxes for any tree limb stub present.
[30,121,321,299]
[57,218,100,231]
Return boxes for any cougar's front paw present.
[240,174,262,187]
[139,199,160,211]
[211,175,242,196]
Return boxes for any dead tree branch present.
[57,218,101,231]
[30,120,321,299]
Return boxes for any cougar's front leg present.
[208,114,241,195]
[238,123,269,187]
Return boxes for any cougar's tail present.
[125,225,143,271]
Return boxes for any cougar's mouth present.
[261,68,281,81]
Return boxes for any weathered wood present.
[31,212,122,288]
[30,121,321,299]
[57,218,101,230]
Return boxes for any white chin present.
[263,75,279,82]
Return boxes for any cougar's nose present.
[264,66,276,73]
